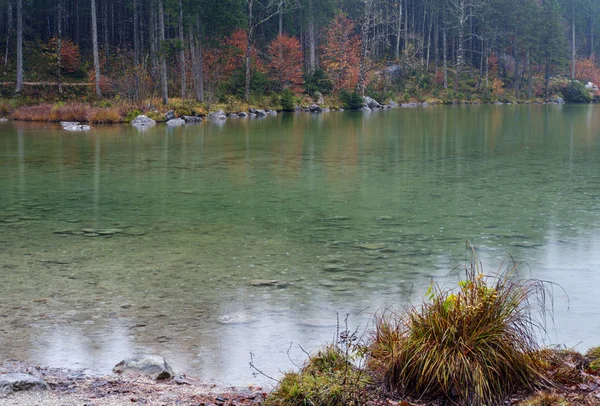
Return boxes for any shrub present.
[304,68,334,96]
[281,89,296,112]
[562,80,592,103]
[266,332,372,406]
[339,90,363,110]
[88,107,123,124]
[368,252,551,405]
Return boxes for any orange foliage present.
[575,58,600,94]
[48,36,81,73]
[267,34,303,92]
[321,13,361,92]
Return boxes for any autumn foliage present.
[47,36,81,73]
[321,13,361,92]
[574,58,600,95]
[267,34,303,92]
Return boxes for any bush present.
[340,90,363,110]
[368,252,551,405]
[562,80,592,103]
[266,330,372,406]
[88,107,123,124]
[304,69,334,96]
[281,89,296,112]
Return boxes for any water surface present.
[1,105,600,386]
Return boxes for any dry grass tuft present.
[368,249,552,405]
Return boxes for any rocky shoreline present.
[0,358,266,406]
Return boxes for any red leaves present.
[267,34,303,92]
[48,36,81,73]
[321,13,361,92]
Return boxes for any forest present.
[1,0,599,117]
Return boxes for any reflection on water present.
[1,105,600,385]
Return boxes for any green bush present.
[563,80,592,103]
[304,69,333,96]
[281,89,296,112]
[339,90,363,110]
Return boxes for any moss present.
[520,391,569,406]
[585,346,600,361]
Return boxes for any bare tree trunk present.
[357,0,372,96]
[178,0,186,100]
[189,23,204,102]
[572,5,576,79]
[15,0,22,95]
[57,0,62,95]
[395,0,402,60]
[591,16,595,58]
[454,0,465,93]
[307,0,316,74]
[150,0,157,73]
[244,0,253,102]
[514,49,521,98]
[159,0,168,104]
[103,0,109,68]
[91,0,102,97]
[5,0,12,67]
[278,0,284,36]
[134,0,139,65]
[527,50,533,99]
[443,26,448,89]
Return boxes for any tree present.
[267,34,303,91]
[91,0,102,97]
[321,13,361,92]
[158,0,168,104]
[15,0,22,95]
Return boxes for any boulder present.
[363,96,381,109]
[131,115,157,127]
[322,107,331,113]
[165,110,176,121]
[166,118,185,127]
[586,82,599,92]
[0,117,8,122]
[0,373,49,396]
[183,116,202,123]
[255,109,267,117]
[268,109,278,116]
[64,124,91,131]
[554,97,565,105]
[360,106,371,112]
[389,100,399,108]
[113,354,174,380]
[208,109,227,121]
[421,102,430,107]
[309,104,322,113]
[338,108,345,112]
[237,111,249,118]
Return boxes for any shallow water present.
[1,105,600,386]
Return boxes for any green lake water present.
[1,105,600,386]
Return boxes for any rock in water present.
[166,118,185,127]
[309,104,322,113]
[165,110,176,121]
[363,96,381,109]
[208,109,227,122]
[131,115,157,127]
[250,279,289,288]
[255,109,267,117]
[0,373,49,396]
[183,115,203,123]
[113,354,174,380]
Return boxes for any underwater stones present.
[249,280,289,288]
[354,243,387,251]
[113,354,174,380]
[0,373,49,396]
[217,313,258,325]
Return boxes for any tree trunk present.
[103,0,109,68]
[357,0,372,96]
[307,0,316,74]
[454,0,465,93]
[178,0,186,100]
[278,0,284,36]
[395,0,402,60]
[443,26,448,89]
[189,22,204,102]
[514,49,520,99]
[133,0,139,65]
[527,51,533,99]
[57,0,62,95]
[91,0,102,97]
[572,5,576,79]
[159,0,168,104]
[15,0,22,95]
[244,0,253,102]
[4,0,12,67]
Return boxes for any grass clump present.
[266,328,372,406]
[585,346,600,371]
[368,251,551,405]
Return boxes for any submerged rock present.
[250,279,289,288]
[64,124,91,131]
[309,104,322,113]
[0,373,49,396]
[183,115,203,123]
[113,354,174,380]
[217,313,258,325]
[131,115,157,127]
[363,96,381,109]
[355,243,387,251]
[166,118,185,127]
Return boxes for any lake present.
[1,105,600,386]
